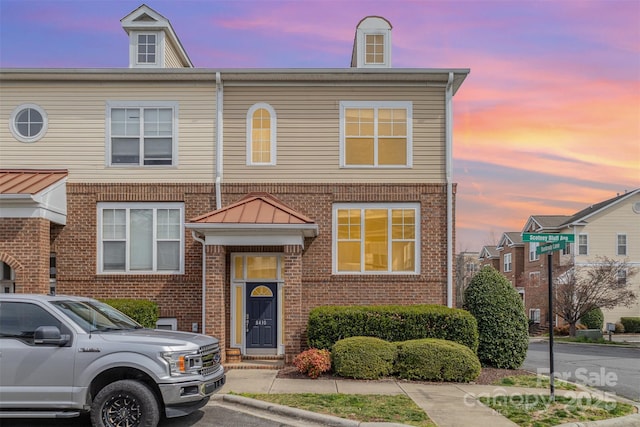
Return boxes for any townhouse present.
[0,5,469,361]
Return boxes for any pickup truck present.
[0,293,226,427]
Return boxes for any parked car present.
[0,293,225,427]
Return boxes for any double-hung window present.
[529,242,539,262]
[617,234,627,256]
[340,101,412,167]
[503,253,512,272]
[98,203,184,274]
[107,101,178,166]
[333,203,419,274]
[578,234,588,255]
[137,34,157,65]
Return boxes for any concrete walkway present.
[218,370,639,427]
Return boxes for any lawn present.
[479,395,635,427]
[239,393,435,427]
[494,375,577,391]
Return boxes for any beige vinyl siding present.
[223,85,445,183]
[164,40,182,68]
[1,80,215,183]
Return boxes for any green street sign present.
[522,233,575,243]
[537,240,566,255]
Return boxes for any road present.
[524,341,640,401]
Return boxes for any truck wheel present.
[90,379,160,427]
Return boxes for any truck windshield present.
[51,300,142,333]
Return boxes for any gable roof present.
[496,232,523,250]
[522,215,571,233]
[189,192,314,225]
[561,189,640,226]
[479,245,499,259]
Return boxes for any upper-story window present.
[246,103,276,166]
[340,101,412,168]
[333,203,419,274]
[503,253,512,272]
[529,242,540,262]
[365,34,385,65]
[137,34,157,64]
[578,234,588,255]
[106,101,178,167]
[617,234,627,256]
[97,202,184,274]
[10,104,48,143]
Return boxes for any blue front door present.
[246,283,277,349]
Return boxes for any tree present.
[554,257,638,337]
[464,266,529,369]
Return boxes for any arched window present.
[246,103,276,165]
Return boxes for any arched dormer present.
[350,16,392,68]
[121,4,193,68]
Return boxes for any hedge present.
[620,317,640,333]
[332,336,397,379]
[307,304,478,352]
[102,299,159,328]
[580,307,604,330]
[395,338,481,382]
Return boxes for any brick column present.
[204,244,227,361]
[0,218,50,294]
[283,244,303,363]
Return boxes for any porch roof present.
[186,192,318,246]
[0,169,68,225]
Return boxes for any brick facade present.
[4,181,454,359]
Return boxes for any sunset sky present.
[1,0,638,252]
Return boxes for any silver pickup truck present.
[0,293,225,427]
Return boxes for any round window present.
[10,104,48,142]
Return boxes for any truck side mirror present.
[34,326,70,346]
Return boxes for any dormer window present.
[137,34,157,64]
[365,34,385,65]
[351,16,392,68]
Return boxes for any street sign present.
[537,240,566,255]
[522,233,575,243]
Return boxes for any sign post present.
[521,233,573,402]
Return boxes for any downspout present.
[192,231,206,335]
[446,72,454,308]
[215,72,223,210]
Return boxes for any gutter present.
[446,71,454,308]
[192,231,207,335]
[215,72,223,209]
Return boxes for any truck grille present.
[199,343,221,376]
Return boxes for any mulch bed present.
[277,365,533,385]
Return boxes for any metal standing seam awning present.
[185,192,318,247]
[0,169,68,225]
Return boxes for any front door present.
[246,283,277,349]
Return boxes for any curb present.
[218,394,412,427]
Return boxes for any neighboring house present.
[556,189,640,326]
[455,251,480,308]
[0,6,469,361]
[496,232,525,295]
[479,245,500,270]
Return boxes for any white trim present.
[577,233,589,256]
[616,233,627,256]
[0,177,67,225]
[503,253,512,272]
[332,202,420,274]
[246,103,277,166]
[96,202,184,274]
[105,101,179,167]
[339,101,412,168]
[9,104,48,143]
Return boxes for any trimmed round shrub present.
[332,336,396,379]
[580,307,604,330]
[395,338,481,382]
[463,266,529,369]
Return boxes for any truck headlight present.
[162,351,203,376]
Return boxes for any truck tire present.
[90,379,160,427]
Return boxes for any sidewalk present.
[215,370,639,427]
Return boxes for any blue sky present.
[1,0,638,251]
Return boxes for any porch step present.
[224,355,285,370]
